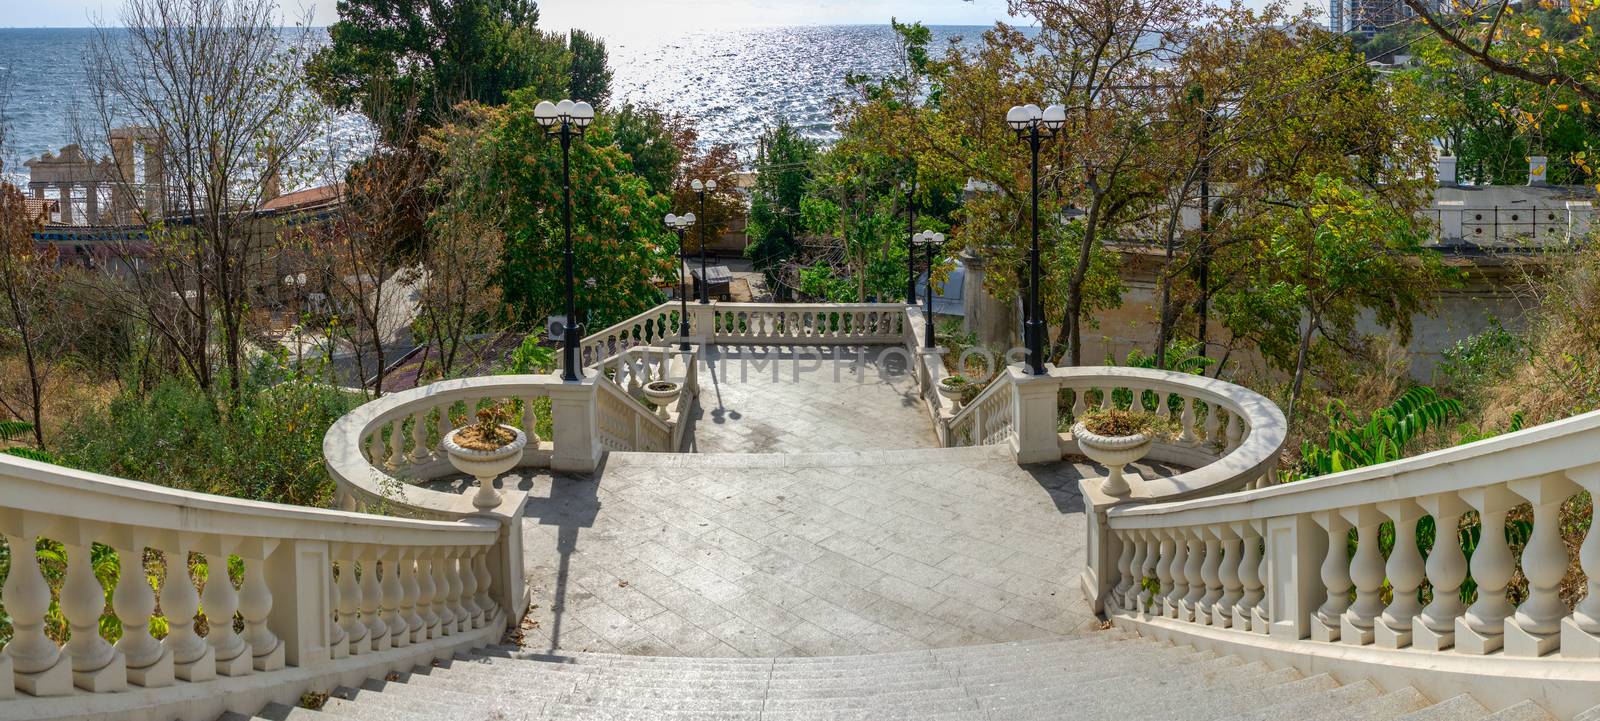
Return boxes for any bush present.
[50,372,356,508]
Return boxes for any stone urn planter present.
[642,380,683,420]
[442,419,527,512]
[1072,414,1155,496]
[937,376,971,408]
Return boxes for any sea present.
[0,24,996,178]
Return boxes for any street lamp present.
[535,98,596,382]
[664,212,697,350]
[1007,102,1066,375]
[690,178,718,303]
[913,230,945,348]
[902,180,917,304]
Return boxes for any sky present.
[0,0,1022,31]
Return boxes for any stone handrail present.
[1087,410,1600,716]
[709,302,909,345]
[324,374,575,519]
[946,372,1018,448]
[595,377,674,453]
[575,304,690,369]
[0,453,512,718]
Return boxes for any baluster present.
[336,552,367,654]
[1232,522,1264,632]
[1340,506,1385,645]
[408,412,428,463]
[359,548,390,652]
[522,396,540,448]
[1254,533,1268,633]
[1458,486,1519,654]
[1122,532,1147,610]
[473,550,496,621]
[1100,386,1114,411]
[2,529,70,695]
[111,537,172,687]
[199,547,251,676]
[1196,531,1222,623]
[402,552,426,642]
[1179,396,1197,444]
[1202,401,1221,447]
[1224,411,1243,453]
[1415,493,1469,651]
[437,401,453,438]
[1139,531,1161,613]
[1376,501,1425,648]
[61,534,126,691]
[1163,529,1187,618]
[1310,511,1351,642]
[238,542,284,671]
[448,550,474,630]
[328,563,348,660]
[432,550,457,635]
[1213,526,1242,628]
[1111,532,1135,609]
[387,421,404,470]
[416,555,440,640]
[1505,475,1580,656]
[384,549,410,648]
[1155,391,1172,422]
[460,551,484,627]
[365,432,383,465]
[161,541,216,681]
[1568,470,1600,657]
[1071,386,1086,420]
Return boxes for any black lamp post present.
[1006,102,1066,376]
[665,212,697,351]
[913,230,945,348]
[903,180,918,304]
[535,98,596,382]
[690,178,718,303]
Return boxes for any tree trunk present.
[1062,191,1106,367]
[1287,309,1318,421]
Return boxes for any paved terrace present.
[427,346,1181,658]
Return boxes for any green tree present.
[1219,175,1453,419]
[567,29,612,109]
[611,104,682,196]
[307,0,569,141]
[746,121,818,295]
[429,91,676,330]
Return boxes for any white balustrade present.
[710,303,908,345]
[1092,408,1600,681]
[0,453,509,717]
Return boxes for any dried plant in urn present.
[441,402,527,511]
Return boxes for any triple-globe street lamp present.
[664,212,697,351]
[689,178,718,303]
[1006,102,1066,376]
[535,98,597,381]
[912,230,945,348]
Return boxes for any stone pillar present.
[263,539,333,668]
[1010,365,1062,464]
[84,182,99,225]
[549,379,602,473]
[56,183,74,224]
[1266,513,1328,642]
[959,249,1019,349]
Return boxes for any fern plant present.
[1292,386,1464,480]
[0,419,34,443]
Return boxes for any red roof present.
[262,183,344,212]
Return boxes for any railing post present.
[1011,365,1060,464]
[1264,513,1327,642]
[550,379,602,473]
[1078,486,1121,614]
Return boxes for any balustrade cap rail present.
[325,373,572,517]
[0,453,498,545]
[1050,365,1287,501]
[1107,407,1600,529]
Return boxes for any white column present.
[1375,500,1425,648]
[1197,532,1223,624]
[432,550,457,635]
[238,540,284,671]
[416,556,440,640]
[1415,493,1469,651]
[327,561,348,660]
[1012,368,1064,464]
[1213,526,1242,628]
[1231,522,1263,632]
[402,552,426,643]
[111,537,172,687]
[359,547,390,651]
[200,546,252,676]
[1505,474,1580,656]
[473,549,496,621]
[1180,531,1206,622]
[458,551,483,628]
[1339,506,1385,645]
[1163,530,1187,618]
[382,548,409,648]
[61,536,127,691]
[1565,466,1600,657]
[1122,532,1147,610]
[336,553,368,655]
[1457,485,1520,654]
[550,381,603,473]
[2,528,71,695]
[1310,511,1350,642]
[160,540,216,682]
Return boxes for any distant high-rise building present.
[1331,0,1421,34]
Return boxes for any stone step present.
[1392,694,1492,721]
[1309,687,1437,721]
[1483,701,1560,721]
[1575,704,1600,721]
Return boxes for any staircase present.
[226,631,1585,721]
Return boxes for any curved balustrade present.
[595,345,698,454]
[576,305,689,369]
[710,303,909,345]
[1088,409,1600,715]
[946,375,1018,447]
[324,374,569,519]
[0,454,509,717]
